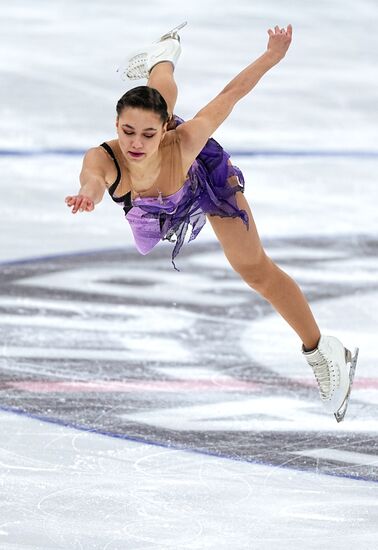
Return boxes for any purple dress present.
[101,116,249,270]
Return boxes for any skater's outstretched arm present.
[65,148,108,213]
[177,25,292,167]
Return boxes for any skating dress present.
[100,116,249,270]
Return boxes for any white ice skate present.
[117,21,187,81]
[303,335,359,422]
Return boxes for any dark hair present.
[116,86,169,124]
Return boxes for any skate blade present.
[159,21,187,41]
[334,347,359,423]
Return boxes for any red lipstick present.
[128,151,145,159]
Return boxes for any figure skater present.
[65,22,358,421]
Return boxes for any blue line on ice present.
[1,148,378,158]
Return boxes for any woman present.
[65,23,358,422]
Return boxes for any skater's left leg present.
[208,191,321,351]
[147,62,178,118]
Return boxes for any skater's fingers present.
[65,194,94,213]
[72,196,86,214]
[267,28,274,37]
[65,195,75,205]
[287,24,293,37]
[82,198,94,212]
[77,195,95,213]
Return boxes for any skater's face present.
[116,108,167,162]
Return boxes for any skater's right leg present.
[208,191,321,351]
[208,190,359,421]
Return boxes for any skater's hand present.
[267,24,292,61]
[65,194,95,214]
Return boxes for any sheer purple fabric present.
[125,182,189,256]
[129,115,249,270]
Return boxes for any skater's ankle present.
[149,60,175,75]
[302,336,321,353]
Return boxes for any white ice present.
[1,411,377,550]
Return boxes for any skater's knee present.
[229,249,275,292]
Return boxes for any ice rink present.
[0,1,377,548]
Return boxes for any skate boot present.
[117,21,187,81]
[302,335,359,422]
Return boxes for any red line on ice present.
[3,379,261,393]
[2,378,376,393]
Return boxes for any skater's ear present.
[160,120,168,140]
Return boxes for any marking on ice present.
[121,397,378,432]
[1,148,378,158]
[2,379,260,394]
[295,448,378,467]
[1,345,188,362]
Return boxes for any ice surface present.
[1,411,378,550]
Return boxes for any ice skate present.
[303,335,359,422]
[117,21,187,81]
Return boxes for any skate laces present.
[304,346,342,401]
[124,53,149,80]
[310,357,331,399]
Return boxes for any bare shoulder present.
[83,145,111,169]
[81,143,117,185]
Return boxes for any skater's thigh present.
[207,191,266,270]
